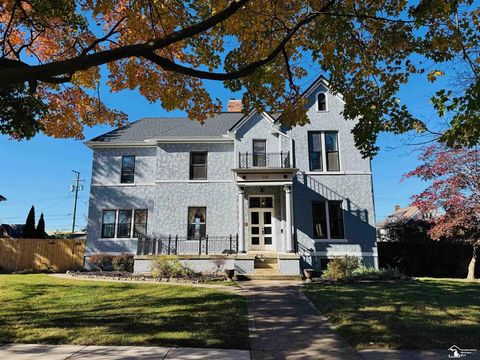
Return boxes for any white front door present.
[248,196,274,251]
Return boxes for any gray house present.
[85,77,377,276]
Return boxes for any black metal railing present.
[136,235,239,256]
[238,152,291,168]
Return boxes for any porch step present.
[254,257,279,269]
[243,274,302,281]
[253,268,280,275]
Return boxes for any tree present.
[380,217,432,244]
[404,143,480,280]
[23,205,36,238]
[36,212,46,238]
[0,1,478,156]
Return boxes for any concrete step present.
[242,274,302,281]
[254,261,279,269]
[253,268,280,275]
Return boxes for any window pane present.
[251,227,259,234]
[312,202,327,239]
[253,140,266,153]
[117,210,132,238]
[264,236,272,245]
[318,93,326,111]
[308,133,322,171]
[251,237,260,245]
[249,197,261,208]
[188,207,206,239]
[263,197,273,208]
[191,152,207,165]
[101,210,116,238]
[190,152,207,179]
[325,132,338,151]
[251,212,259,225]
[328,201,344,239]
[121,156,135,183]
[263,211,271,225]
[327,152,340,171]
[134,210,147,238]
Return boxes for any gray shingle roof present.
[89,112,245,143]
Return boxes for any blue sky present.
[0,72,440,232]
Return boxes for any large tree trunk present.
[467,242,478,281]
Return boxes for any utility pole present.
[70,170,84,234]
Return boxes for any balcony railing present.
[136,235,238,256]
[238,152,291,169]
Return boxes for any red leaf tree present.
[404,143,480,280]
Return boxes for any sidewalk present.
[0,344,250,360]
[239,280,360,360]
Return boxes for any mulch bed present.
[66,270,228,284]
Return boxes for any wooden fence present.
[0,238,85,272]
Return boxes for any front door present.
[248,196,274,251]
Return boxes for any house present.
[0,224,25,238]
[85,76,377,276]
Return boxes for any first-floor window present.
[117,210,132,238]
[328,201,345,239]
[188,207,206,239]
[101,210,116,238]
[134,209,148,238]
[312,200,344,239]
[312,202,327,239]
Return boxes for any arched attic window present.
[317,93,327,111]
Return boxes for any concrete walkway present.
[0,344,250,360]
[239,280,360,360]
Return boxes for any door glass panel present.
[264,227,272,235]
[249,197,260,208]
[263,211,272,225]
[251,227,259,235]
[263,197,273,208]
[264,237,272,245]
[252,237,260,245]
[251,212,259,224]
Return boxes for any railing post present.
[137,238,143,255]
[280,151,283,168]
[198,237,202,255]
[246,151,248,168]
[175,235,178,255]
[229,234,232,253]
[236,234,239,253]
[152,238,157,255]
[205,235,209,255]
[168,235,171,255]
[238,152,241,168]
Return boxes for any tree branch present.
[0,0,251,87]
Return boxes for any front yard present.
[304,278,480,350]
[0,274,249,349]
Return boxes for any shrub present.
[112,254,134,272]
[322,256,361,281]
[210,254,227,274]
[151,255,194,279]
[89,254,114,271]
[352,266,408,281]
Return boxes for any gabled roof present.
[87,112,245,146]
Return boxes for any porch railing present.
[238,152,291,169]
[136,235,239,256]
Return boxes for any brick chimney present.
[227,99,242,112]
[394,205,401,211]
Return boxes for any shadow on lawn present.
[304,280,480,350]
[0,277,249,350]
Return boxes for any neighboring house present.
[0,224,25,238]
[85,76,377,274]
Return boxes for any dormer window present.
[317,93,327,111]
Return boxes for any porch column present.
[238,186,246,253]
[284,185,294,253]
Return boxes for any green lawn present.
[304,278,480,350]
[0,274,249,349]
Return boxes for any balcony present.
[238,152,292,169]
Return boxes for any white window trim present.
[312,200,346,242]
[316,91,328,112]
[308,131,341,173]
[100,209,147,240]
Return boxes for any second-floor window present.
[121,155,135,183]
[308,131,340,172]
[190,151,207,180]
[253,139,267,167]
[317,92,327,111]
